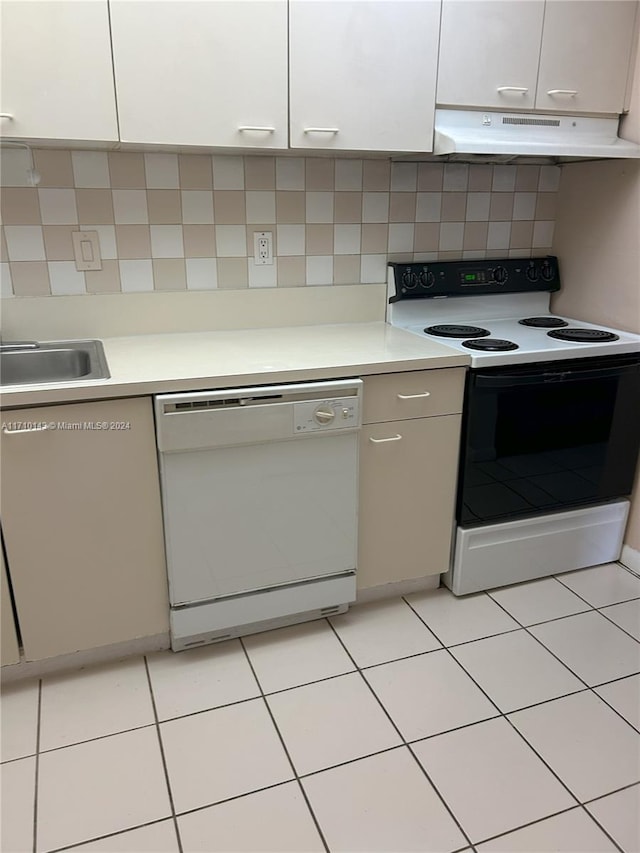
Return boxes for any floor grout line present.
[402,598,591,810]
[553,573,640,614]
[486,591,640,737]
[238,634,331,853]
[594,604,640,645]
[325,618,476,852]
[45,817,175,853]
[143,656,183,853]
[32,678,42,853]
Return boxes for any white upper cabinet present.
[437,1,545,110]
[110,0,288,148]
[0,0,118,141]
[436,0,638,115]
[289,0,441,152]
[535,1,638,114]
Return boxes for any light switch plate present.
[72,230,102,271]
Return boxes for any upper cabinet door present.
[0,0,118,141]
[289,0,441,152]
[535,1,638,114]
[110,0,288,148]
[437,1,545,110]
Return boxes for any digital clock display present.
[460,270,487,285]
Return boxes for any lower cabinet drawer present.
[362,368,465,424]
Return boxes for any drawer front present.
[362,368,466,424]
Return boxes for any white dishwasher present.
[155,379,362,650]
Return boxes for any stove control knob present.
[419,269,435,288]
[314,405,335,425]
[493,266,508,284]
[541,260,556,282]
[401,269,417,289]
[526,263,539,282]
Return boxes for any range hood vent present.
[434,109,640,159]
[502,116,560,127]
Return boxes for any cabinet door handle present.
[547,89,578,96]
[238,126,276,133]
[496,87,529,94]
[0,113,14,120]
[2,423,50,435]
[397,391,431,400]
[303,127,340,134]
[369,434,402,443]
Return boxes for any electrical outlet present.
[253,231,273,266]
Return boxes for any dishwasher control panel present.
[293,396,360,433]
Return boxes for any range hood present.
[434,109,640,159]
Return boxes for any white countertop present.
[0,322,470,409]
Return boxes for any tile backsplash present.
[0,149,559,297]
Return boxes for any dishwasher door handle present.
[369,434,403,443]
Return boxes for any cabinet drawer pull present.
[0,113,14,120]
[303,127,340,134]
[547,89,578,96]
[2,423,50,435]
[238,126,276,133]
[397,391,431,400]
[369,434,402,444]
[496,87,529,94]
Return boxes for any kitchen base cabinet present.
[1,398,168,661]
[1,546,20,665]
[357,369,465,591]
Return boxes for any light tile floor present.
[2,561,639,853]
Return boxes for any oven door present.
[458,354,640,526]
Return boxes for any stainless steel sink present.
[0,340,110,386]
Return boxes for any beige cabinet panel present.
[1,547,20,666]
[110,0,288,148]
[1,398,168,661]
[358,414,462,590]
[290,0,441,152]
[437,0,545,110]
[362,368,466,424]
[535,1,638,114]
[0,0,118,141]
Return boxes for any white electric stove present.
[386,257,640,595]
[387,257,640,367]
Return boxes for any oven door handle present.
[475,363,638,388]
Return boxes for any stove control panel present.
[389,256,559,301]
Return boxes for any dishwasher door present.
[155,380,361,640]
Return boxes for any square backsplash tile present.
[1,151,558,295]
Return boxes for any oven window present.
[458,358,640,525]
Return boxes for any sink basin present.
[0,340,110,386]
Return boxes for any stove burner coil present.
[547,328,620,342]
[519,317,569,328]
[462,338,519,351]
[425,324,490,338]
